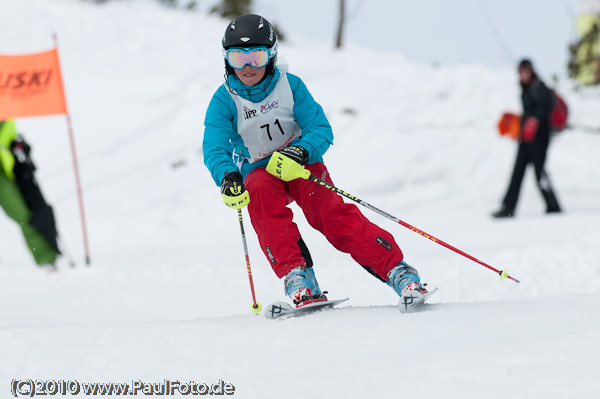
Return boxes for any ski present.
[397,287,439,313]
[265,297,349,320]
[264,287,438,319]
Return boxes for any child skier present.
[203,14,429,312]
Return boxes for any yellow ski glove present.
[221,172,250,209]
[266,146,310,182]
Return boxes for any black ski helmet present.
[222,14,278,76]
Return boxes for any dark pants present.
[502,138,561,212]
[0,170,59,265]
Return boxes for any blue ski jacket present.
[203,67,333,186]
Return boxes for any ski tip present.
[264,302,295,320]
[397,288,438,313]
[264,298,349,320]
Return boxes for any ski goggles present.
[223,46,274,69]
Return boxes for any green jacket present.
[0,120,17,179]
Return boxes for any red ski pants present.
[244,162,403,280]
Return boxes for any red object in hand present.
[522,117,539,142]
[498,112,521,139]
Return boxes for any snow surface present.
[1,1,600,398]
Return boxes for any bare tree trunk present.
[335,0,345,49]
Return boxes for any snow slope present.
[1,1,600,398]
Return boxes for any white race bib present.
[228,73,301,163]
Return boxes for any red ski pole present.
[308,175,520,283]
[237,209,262,313]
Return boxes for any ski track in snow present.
[1,1,600,398]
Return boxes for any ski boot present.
[284,266,327,307]
[386,261,429,313]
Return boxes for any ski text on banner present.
[0,49,68,119]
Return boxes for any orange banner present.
[0,48,68,119]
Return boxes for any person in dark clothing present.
[1,120,61,269]
[493,59,562,218]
